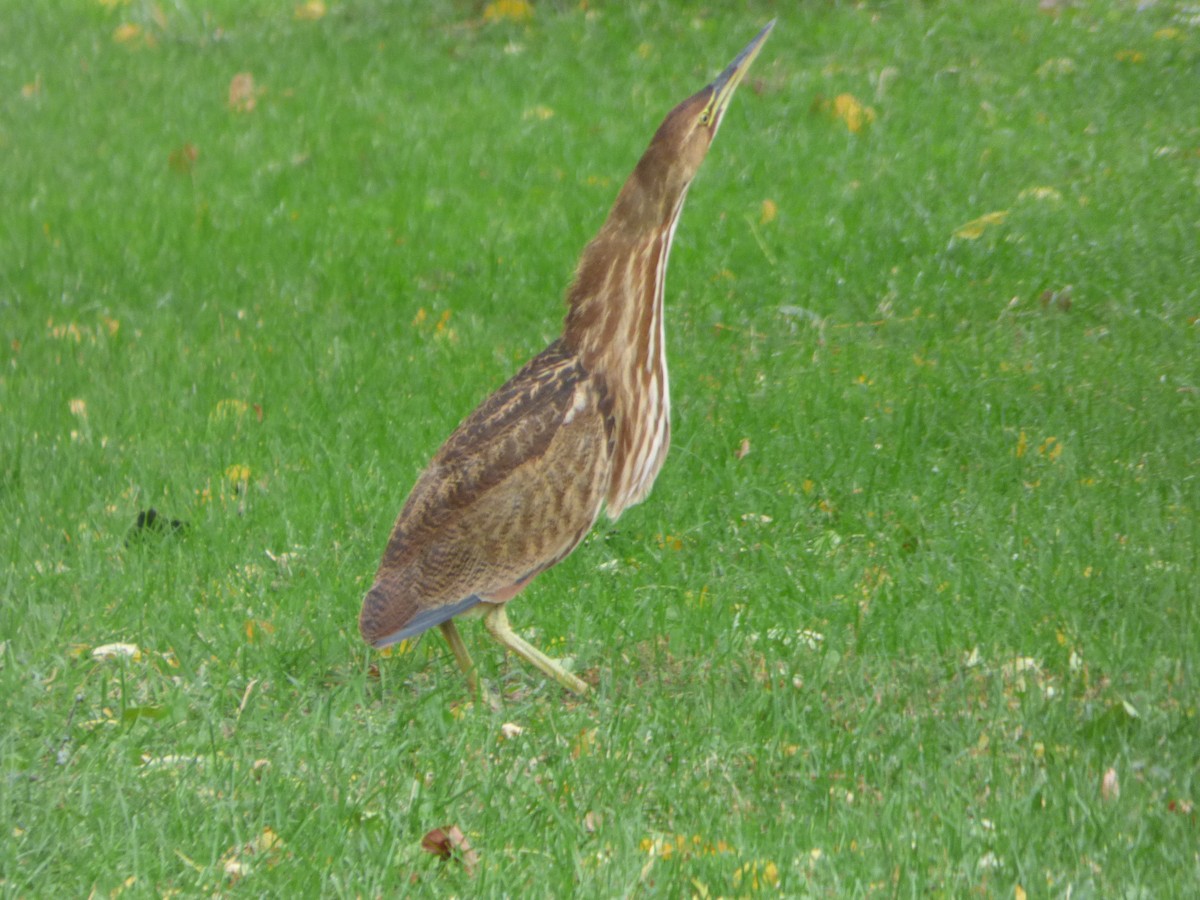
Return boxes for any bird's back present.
[359,340,615,648]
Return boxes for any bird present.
[360,21,774,702]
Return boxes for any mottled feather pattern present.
[565,201,681,518]
[360,341,614,646]
[359,22,774,685]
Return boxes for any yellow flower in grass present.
[225,464,251,484]
[733,859,781,890]
[1037,436,1063,462]
[640,833,734,859]
[1014,429,1028,458]
[832,93,876,133]
[483,0,533,23]
[294,0,326,20]
[211,398,249,421]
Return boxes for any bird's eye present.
[699,109,712,126]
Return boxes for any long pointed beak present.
[708,20,775,120]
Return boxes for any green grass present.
[2,0,1198,895]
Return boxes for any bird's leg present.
[438,620,498,710]
[483,605,589,695]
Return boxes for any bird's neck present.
[561,184,689,517]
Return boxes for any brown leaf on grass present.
[220,827,286,882]
[243,618,275,643]
[735,437,751,459]
[420,826,479,877]
[113,23,143,44]
[228,73,259,113]
[1039,285,1072,312]
[572,727,599,759]
[1101,767,1120,801]
[168,143,198,174]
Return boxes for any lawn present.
[2,0,1197,895]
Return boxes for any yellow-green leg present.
[483,605,589,695]
[438,620,498,710]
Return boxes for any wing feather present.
[359,340,613,647]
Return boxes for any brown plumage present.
[360,22,774,701]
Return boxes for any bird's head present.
[564,21,774,367]
[611,21,774,231]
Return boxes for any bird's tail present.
[359,582,482,648]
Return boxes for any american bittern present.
[360,22,774,700]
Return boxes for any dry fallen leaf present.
[113,23,143,44]
[655,533,683,551]
[1101,767,1120,801]
[92,643,141,661]
[735,437,751,459]
[226,464,251,485]
[420,825,479,877]
[482,0,533,23]
[734,859,781,890]
[168,143,199,174]
[1039,285,1072,312]
[572,727,599,759]
[1019,185,1062,202]
[294,0,326,20]
[832,93,876,133]
[228,72,258,113]
[220,826,286,883]
[954,210,1008,240]
[759,199,777,225]
[211,398,250,421]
